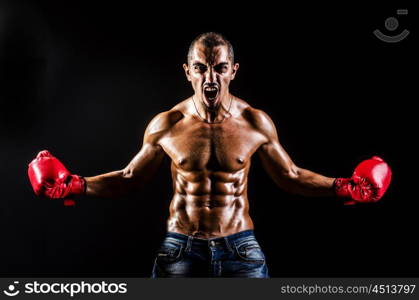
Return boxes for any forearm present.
[85,170,136,198]
[280,167,336,197]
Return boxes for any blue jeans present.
[151,230,269,278]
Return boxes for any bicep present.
[258,140,298,178]
[123,143,164,179]
[253,109,299,179]
[122,111,175,178]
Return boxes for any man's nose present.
[205,68,217,83]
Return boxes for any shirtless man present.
[28,32,392,278]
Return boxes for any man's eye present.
[215,65,228,72]
[194,66,206,72]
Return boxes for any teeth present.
[205,87,217,91]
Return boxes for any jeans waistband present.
[164,230,256,251]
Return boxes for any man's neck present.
[193,94,232,124]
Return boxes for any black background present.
[0,0,416,277]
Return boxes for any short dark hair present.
[187,32,234,64]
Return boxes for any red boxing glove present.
[28,150,86,206]
[334,156,392,205]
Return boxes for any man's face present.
[183,43,239,110]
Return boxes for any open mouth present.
[203,86,219,102]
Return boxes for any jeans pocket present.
[156,240,183,264]
[235,240,265,264]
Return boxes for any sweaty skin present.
[85,43,335,239]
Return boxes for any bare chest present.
[160,118,266,172]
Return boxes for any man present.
[28,32,392,278]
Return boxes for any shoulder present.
[146,110,183,134]
[240,104,277,139]
[146,98,192,133]
[144,108,184,143]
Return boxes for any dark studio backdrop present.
[0,1,416,277]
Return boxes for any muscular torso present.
[157,98,268,238]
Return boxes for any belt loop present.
[224,237,233,253]
[185,236,193,253]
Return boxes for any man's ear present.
[183,63,191,82]
[231,63,239,80]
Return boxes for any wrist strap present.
[334,178,351,198]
